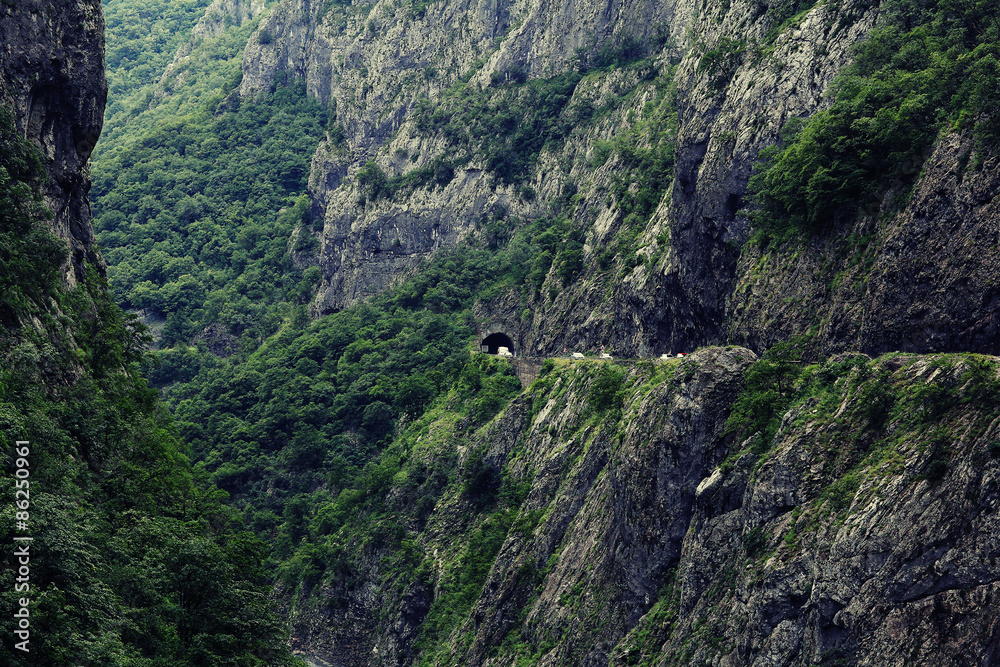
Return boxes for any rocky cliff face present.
[0,0,106,284]
[728,130,1000,359]
[281,348,754,665]
[235,0,1000,361]
[239,0,680,326]
[233,0,960,360]
[282,347,1000,666]
[650,351,1000,666]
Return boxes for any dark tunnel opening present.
[481,332,514,355]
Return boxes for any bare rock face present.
[465,347,758,666]
[237,0,680,321]
[233,0,1000,360]
[0,0,107,284]
[643,0,878,356]
[729,131,1000,358]
[657,353,1000,666]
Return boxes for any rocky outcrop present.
[283,347,1000,666]
[466,347,756,666]
[283,346,756,665]
[664,0,877,355]
[0,0,106,284]
[729,131,1000,359]
[238,0,680,322]
[646,352,1000,666]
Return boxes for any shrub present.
[726,341,802,443]
[356,160,389,203]
[588,364,626,413]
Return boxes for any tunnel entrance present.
[481,332,515,356]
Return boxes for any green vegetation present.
[414,71,584,185]
[99,0,273,150]
[587,363,627,421]
[415,506,517,662]
[95,0,328,356]
[161,283,472,522]
[749,0,1000,241]
[724,340,802,448]
[273,356,664,667]
[0,103,299,666]
[102,0,214,143]
[150,234,553,560]
[265,352,525,665]
[698,37,746,89]
[93,80,328,348]
[0,107,66,323]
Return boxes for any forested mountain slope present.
[279,346,1000,666]
[210,0,1000,663]
[0,0,299,664]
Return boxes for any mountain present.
[216,0,1000,663]
[241,0,1000,360]
[4,0,999,665]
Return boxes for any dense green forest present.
[102,0,214,145]
[0,2,327,663]
[0,103,299,665]
[93,83,327,347]
[99,0,265,149]
[93,0,324,352]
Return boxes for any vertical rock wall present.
[233,0,903,359]
[0,0,106,284]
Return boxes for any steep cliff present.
[0,0,106,284]
[235,0,1000,362]
[278,346,1000,666]
[232,0,873,356]
[728,130,1000,359]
